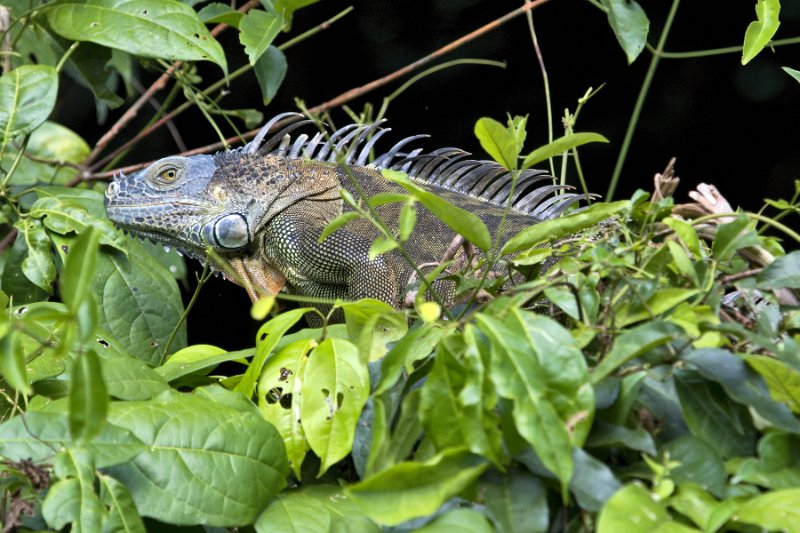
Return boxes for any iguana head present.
[104,153,261,261]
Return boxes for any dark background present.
[61,1,800,348]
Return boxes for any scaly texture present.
[104,113,587,316]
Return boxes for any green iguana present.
[104,113,586,316]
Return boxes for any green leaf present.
[586,422,656,455]
[45,0,228,74]
[98,473,147,533]
[61,227,101,313]
[69,350,108,441]
[744,354,800,414]
[420,330,502,464]
[711,213,761,262]
[0,411,146,467]
[319,211,361,243]
[603,0,650,64]
[482,470,548,533]
[368,235,399,259]
[383,169,492,252]
[239,8,283,65]
[742,0,781,65]
[301,338,369,475]
[399,198,417,242]
[783,66,800,84]
[257,338,316,479]
[254,45,287,105]
[615,288,701,327]
[477,310,594,498]
[373,324,444,395]
[341,298,407,363]
[683,349,800,434]
[19,219,56,293]
[734,432,800,489]
[663,217,701,257]
[597,484,669,533]
[66,42,125,108]
[417,508,494,533]
[157,344,246,382]
[591,321,682,383]
[30,196,127,252]
[106,394,288,527]
[273,0,321,27]
[668,484,718,532]
[101,354,169,401]
[0,328,31,395]
[256,484,379,533]
[0,65,58,142]
[197,2,244,27]
[43,451,104,532]
[503,200,628,255]
[674,370,756,458]
[521,132,609,169]
[664,436,727,498]
[734,489,800,531]
[235,307,311,399]
[474,117,521,170]
[345,447,488,526]
[757,249,800,289]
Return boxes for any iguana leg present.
[227,256,286,302]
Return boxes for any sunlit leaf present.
[742,0,781,65]
[0,65,58,142]
[521,132,609,169]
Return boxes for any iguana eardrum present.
[104,113,586,314]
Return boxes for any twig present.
[145,0,553,158]
[83,0,261,166]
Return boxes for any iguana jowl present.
[104,113,585,313]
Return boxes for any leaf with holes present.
[257,338,316,479]
[301,338,369,475]
[45,0,227,74]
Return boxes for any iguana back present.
[104,113,585,315]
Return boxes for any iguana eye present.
[158,167,179,182]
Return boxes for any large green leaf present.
[603,0,650,64]
[106,393,288,526]
[482,470,548,533]
[383,169,492,252]
[477,309,594,498]
[419,328,502,465]
[0,410,145,467]
[682,349,800,434]
[256,485,379,533]
[346,447,488,526]
[100,354,170,401]
[741,0,781,65]
[45,0,227,74]
[301,338,369,475]
[0,65,58,142]
[734,432,800,490]
[674,369,757,458]
[734,489,800,532]
[239,8,283,65]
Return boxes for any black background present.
[59,1,800,348]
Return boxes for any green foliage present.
[0,0,798,530]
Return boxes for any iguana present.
[104,113,586,317]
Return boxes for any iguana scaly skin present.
[104,113,585,315]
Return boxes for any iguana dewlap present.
[104,113,584,312]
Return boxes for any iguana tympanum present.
[104,113,585,316]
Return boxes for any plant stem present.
[606,0,681,201]
[525,8,555,177]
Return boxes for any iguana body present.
[104,113,583,313]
